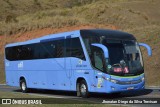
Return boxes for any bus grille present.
[117,79,142,85]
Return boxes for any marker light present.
[102,76,119,84]
[110,79,118,84]
[102,76,110,81]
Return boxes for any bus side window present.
[41,39,65,59]
[5,47,15,61]
[40,41,56,58]
[56,40,64,58]
[65,37,86,60]
[71,38,86,60]
[65,38,71,57]
[91,46,106,72]
[14,46,26,60]
[20,46,32,60]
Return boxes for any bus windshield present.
[82,35,144,76]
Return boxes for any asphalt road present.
[0,84,160,106]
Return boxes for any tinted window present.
[56,40,64,58]
[66,37,86,60]
[5,39,64,61]
[105,43,124,65]
[19,46,33,60]
[91,46,106,71]
[65,38,71,57]
[5,38,85,61]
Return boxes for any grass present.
[0,0,160,86]
[0,0,159,35]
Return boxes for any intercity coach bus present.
[4,29,152,98]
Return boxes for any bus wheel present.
[79,80,89,98]
[20,79,28,93]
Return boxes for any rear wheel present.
[20,79,28,93]
[79,80,89,98]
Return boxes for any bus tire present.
[79,80,89,98]
[20,79,28,93]
[76,82,81,97]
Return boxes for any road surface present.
[0,84,160,106]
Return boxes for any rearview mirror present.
[91,43,109,58]
[139,43,152,56]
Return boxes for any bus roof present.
[5,30,80,47]
[5,29,136,47]
[80,29,136,40]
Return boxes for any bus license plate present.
[127,87,134,90]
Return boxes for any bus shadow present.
[14,89,77,97]
[13,89,153,98]
[90,89,153,99]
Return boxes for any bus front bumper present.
[105,76,145,93]
[106,81,145,93]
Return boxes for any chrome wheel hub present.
[22,82,26,91]
[80,84,86,94]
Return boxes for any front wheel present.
[20,79,28,93]
[79,80,89,98]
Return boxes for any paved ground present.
[0,84,160,107]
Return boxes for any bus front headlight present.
[110,79,118,84]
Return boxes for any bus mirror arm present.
[138,43,152,56]
[91,43,109,58]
